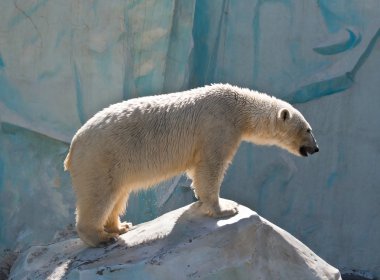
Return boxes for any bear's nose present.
[309,146,319,155]
[304,146,319,156]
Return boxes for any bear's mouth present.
[299,146,319,157]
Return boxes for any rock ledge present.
[10,199,341,280]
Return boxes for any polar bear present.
[64,84,319,247]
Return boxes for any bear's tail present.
[64,143,74,171]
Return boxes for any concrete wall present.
[1,0,379,276]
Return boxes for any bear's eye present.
[306,128,311,133]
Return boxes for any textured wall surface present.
[0,0,379,277]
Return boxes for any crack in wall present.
[13,0,43,51]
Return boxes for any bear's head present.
[274,107,319,157]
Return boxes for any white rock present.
[9,199,341,280]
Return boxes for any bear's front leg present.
[190,159,238,218]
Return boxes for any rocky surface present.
[10,200,341,280]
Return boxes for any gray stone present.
[10,199,341,280]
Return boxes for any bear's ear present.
[277,108,292,121]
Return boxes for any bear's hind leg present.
[75,186,123,247]
[76,205,119,247]
[191,160,238,218]
[104,193,132,235]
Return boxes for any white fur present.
[64,84,316,247]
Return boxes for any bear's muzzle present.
[299,145,319,157]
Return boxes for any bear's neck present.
[238,94,278,145]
